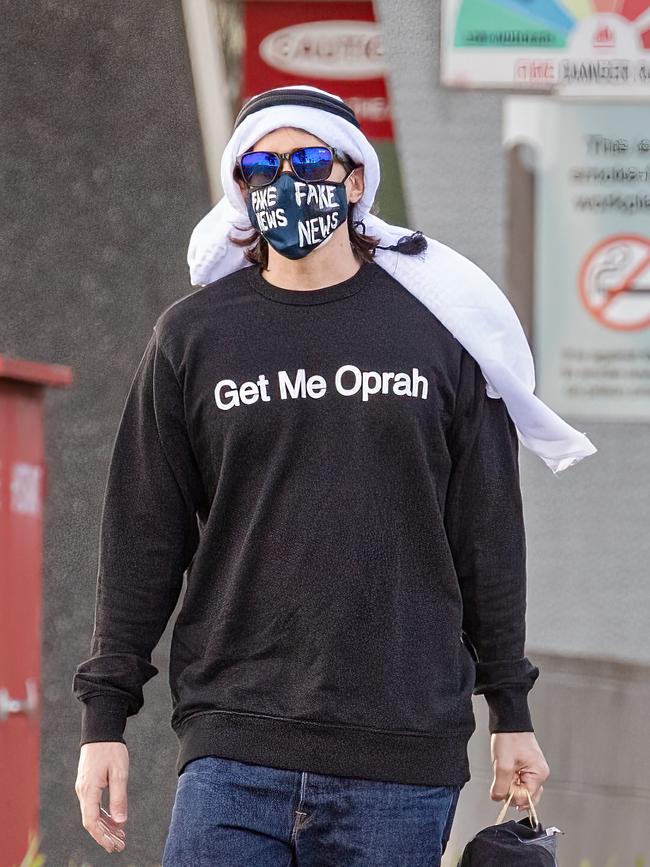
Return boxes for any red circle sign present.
[578,234,650,332]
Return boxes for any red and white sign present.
[243,2,394,140]
[258,20,384,80]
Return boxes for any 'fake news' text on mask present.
[245,172,349,260]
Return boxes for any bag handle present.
[495,785,539,827]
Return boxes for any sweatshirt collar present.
[247,262,372,306]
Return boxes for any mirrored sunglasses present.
[237,145,353,188]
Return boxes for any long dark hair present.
[229,161,428,268]
[230,162,380,268]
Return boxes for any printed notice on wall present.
[441,0,650,97]
[504,97,650,421]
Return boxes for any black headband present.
[234,88,361,130]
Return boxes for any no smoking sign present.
[578,234,650,332]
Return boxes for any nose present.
[278,154,292,174]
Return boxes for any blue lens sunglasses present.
[237,145,357,189]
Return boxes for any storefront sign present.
[243,1,407,223]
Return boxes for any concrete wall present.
[2,1,208,863]
[372,1,650,863]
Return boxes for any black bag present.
[457,786,564,866]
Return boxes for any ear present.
[233,165,250,200]
[235,177,249,199]
[346,165,365,204]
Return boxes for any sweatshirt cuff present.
[483,685,535,733]
[80,695,130,746]
[473,657,540,733]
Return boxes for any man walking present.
[72,85,588,865]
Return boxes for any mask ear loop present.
[354,221,428,257]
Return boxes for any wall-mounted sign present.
[243,1,407,224]
[442,0,650,97]
[243,0,393,141]
[504,97,650,421]
[244,3,393,139]
[258,20,384,81]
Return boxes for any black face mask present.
[245,172,349,260]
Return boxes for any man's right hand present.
[75,742,129,854]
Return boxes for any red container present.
[0,354,73,866]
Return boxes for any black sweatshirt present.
[72,260,539,786]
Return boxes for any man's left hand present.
[490,732,550,809]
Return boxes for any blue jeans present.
[162,755,462,866]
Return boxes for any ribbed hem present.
[79,695,129,746]
[173,710,475,787]
[484,687,535,734]
[474,657,539,733]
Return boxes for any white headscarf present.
[187,85,597,475]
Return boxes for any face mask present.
[245,172,349,260]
